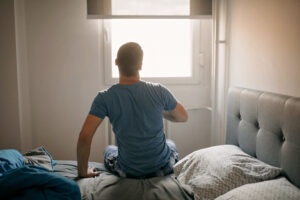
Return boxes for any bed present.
[1,87,299,199]
[53,87,299,200]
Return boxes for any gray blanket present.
[54,160,193,200]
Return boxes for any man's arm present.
[77,114,103,178]
[163,102,188,122]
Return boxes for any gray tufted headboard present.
[226,87,300,188]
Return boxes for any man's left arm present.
[77,114,103,178]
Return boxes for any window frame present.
[103,19,204,85]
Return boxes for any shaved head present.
[116,42,143,77]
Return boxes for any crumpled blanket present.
[0,149,80,200]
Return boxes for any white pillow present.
[215,177,300,200]
[174,145,281,200]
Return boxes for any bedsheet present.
[54,160,194,200]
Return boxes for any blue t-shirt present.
[89,81,177,176]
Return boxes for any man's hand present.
[77,114,103,178]
[78,166,100,178]
[163,102,188,122]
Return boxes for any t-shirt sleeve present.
[160,85,178,112]
[89,92,108,119]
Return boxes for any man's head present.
[115,42,143,77]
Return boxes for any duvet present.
[0,149,80,200]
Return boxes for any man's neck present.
[119,74,140,85]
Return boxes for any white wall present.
[24,0,106,161]
[13,0,212,161]
[0,0,21,150]
[15,0,33,153]
[227,0,300,97]
[169,108,211,158]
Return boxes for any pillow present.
[23,146,56,171]
[0,149,25,174]
[215,177,300,200]
[174,145,281,200]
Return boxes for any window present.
[99,0,207,85]
[111,19,192,78]
[104,19,203,85]
[111,0,190,16]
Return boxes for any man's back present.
[89,81,177,176]
[77,42,187,179]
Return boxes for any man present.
[77,42,188,178]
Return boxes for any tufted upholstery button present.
[237,113,241,120]
[255,121,260,129]
[279,129,285,141]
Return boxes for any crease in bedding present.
[54,160,194,200]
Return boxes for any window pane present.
[111,19,192,78]
[112,0,190,15]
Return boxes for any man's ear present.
[139,64,142,70]
[115,58,118,66]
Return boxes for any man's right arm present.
[163,102,188,122]
[77,114,103,178]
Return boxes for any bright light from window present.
[112,0,190,15]
[111,19,192,78]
